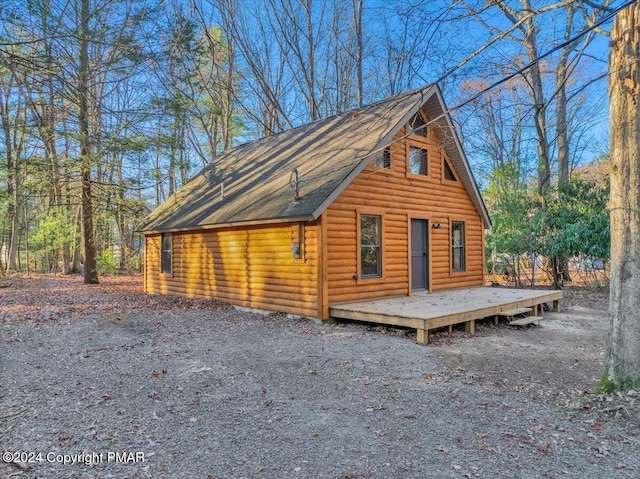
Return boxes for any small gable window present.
[375,147,391,169]
[161,233,172,275]
[444,159,457,181]
[360,215,382,278]
[410,112,428,137]
[451,222,465,272]
[409,146,428,175]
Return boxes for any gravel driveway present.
[1,276,638,478]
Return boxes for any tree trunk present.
[62,105,74,274]
[72,206,83,273]
[79,0,98,284]
[223,29,235,152]
[0,85,19,271]
[555,2,574,185]
[605,3,640,391]
[554,3,576,286]
[305,0,317,121]
[353,0,363,108]
[43,40,72,274]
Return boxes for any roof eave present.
[138,214,318,235]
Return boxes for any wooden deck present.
[329,287,563,345]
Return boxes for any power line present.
[445,0,635,119]
[297,0,634,187]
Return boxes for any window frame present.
[451,221,466,272]
[374,146,391,169]
[442,157,458,182]
[408,145,428,176]
[358,213,383,279]
[409,111,429,137]
[161,233,173,275]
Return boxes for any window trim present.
[357,211,385,280]
[442,156,458,182]
[374,146,391,169]
[409,111,429,137]
[451,221,466,272]
[161,233,173,275]
[408,144,428,176]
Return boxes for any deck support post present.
[533,304,539,315]
[465,320,475,335]
[416,328,428,345]
[493,315,499,326]
[552,300,560,312]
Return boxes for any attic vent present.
[290,168,301,202]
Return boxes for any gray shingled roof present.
[138,85,490,233]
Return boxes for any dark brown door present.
[411,219,429,291]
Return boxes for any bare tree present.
[219,0,373,132]
[353,0,363,107]
[468,0,556,200]
[0,66,25,271]
[77,0,98,284]
[463,0,616,286]
[458,74,532,182]
[219,0,293,135]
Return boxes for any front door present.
[411,219,429,291]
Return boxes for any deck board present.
[329,287,562,344]
[510,316,544,326]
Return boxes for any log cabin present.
[138,84,491,320]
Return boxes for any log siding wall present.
[326,125,484,304]
[145,221,319,317]
[144,122,485,318]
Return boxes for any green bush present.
[96,248,118,275]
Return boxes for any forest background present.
[0,0,626,286]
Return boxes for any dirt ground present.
[1,275,638,479]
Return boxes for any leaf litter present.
[0,275,639,478]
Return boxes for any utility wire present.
[295,0,635,188]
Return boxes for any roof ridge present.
[225,84,435,157]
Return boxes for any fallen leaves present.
[537,442,553,453]
[0,274,227,324]
[596,442,611,457]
